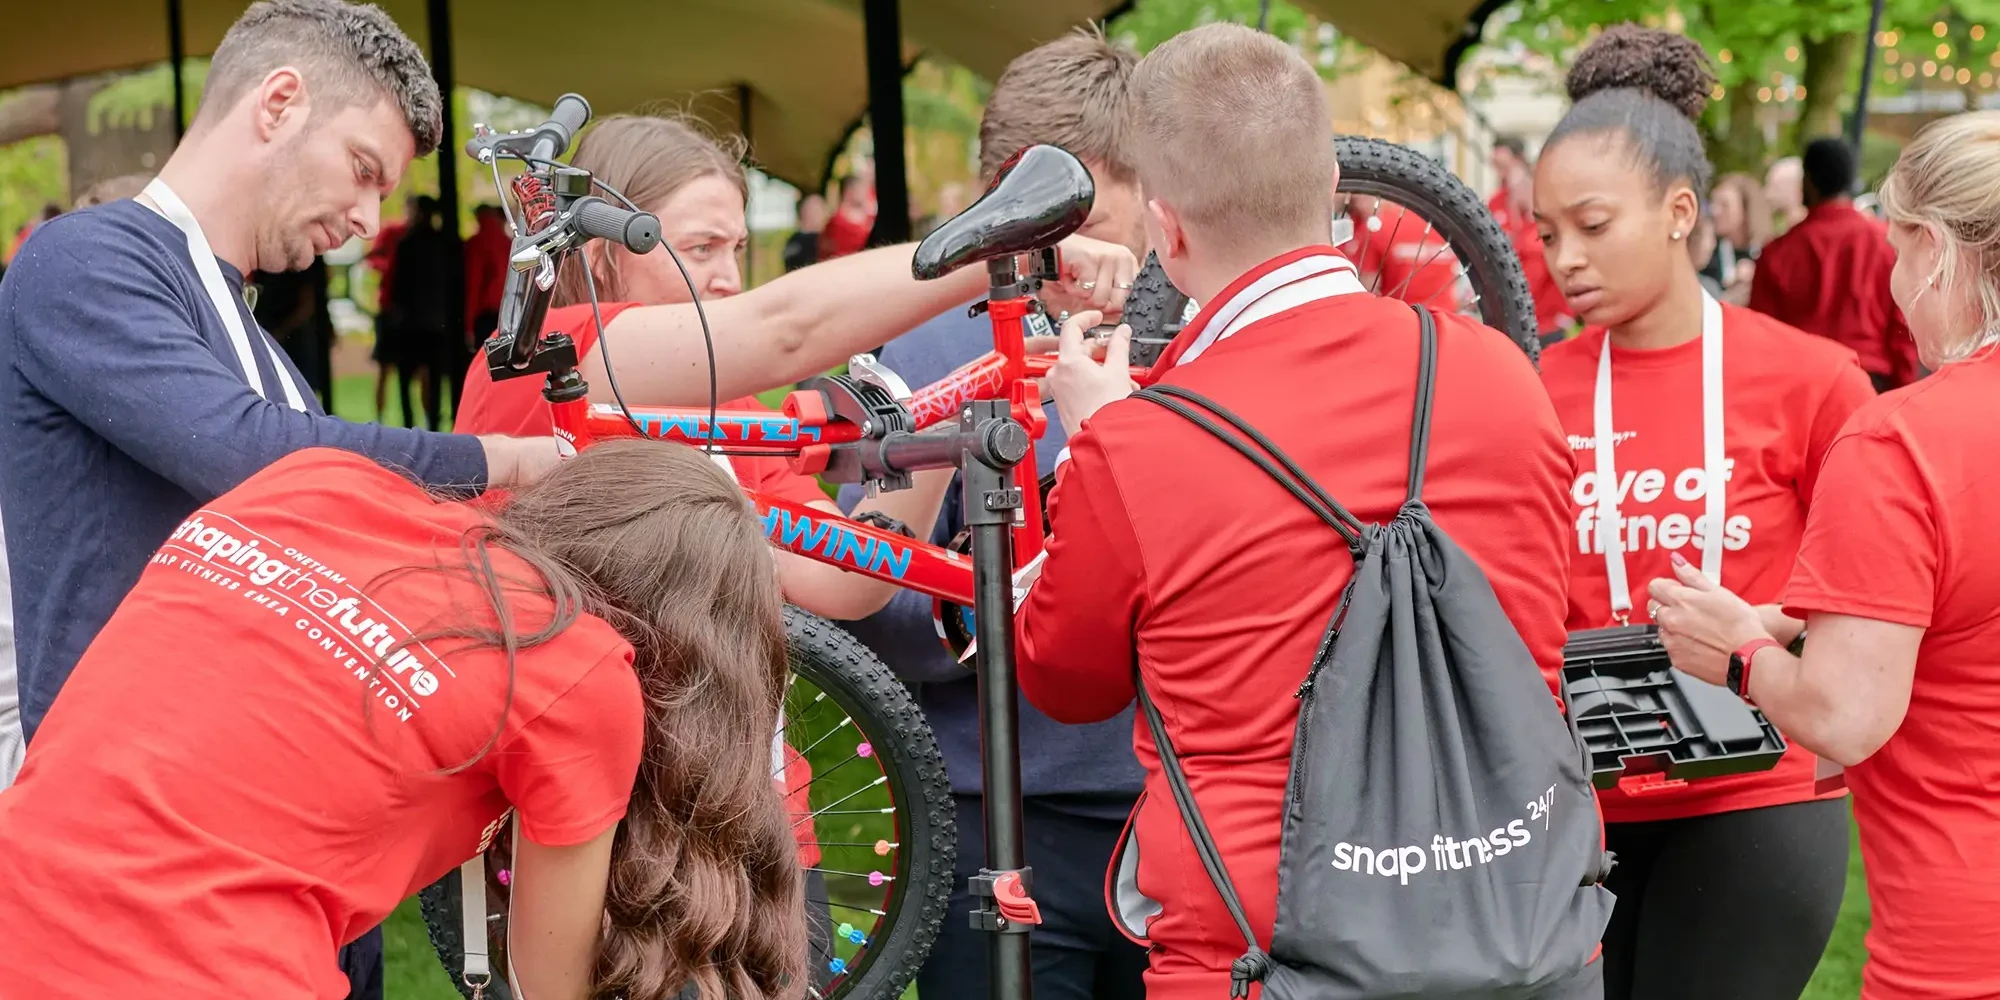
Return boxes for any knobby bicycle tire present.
[418,606,955,1000]
[1122,135,1540,367]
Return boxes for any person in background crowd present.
[1648,108,2000,1000]
[367,193,418,417]
[0,442,806,1000]
[1340,193,1467,312]
[782,193,826,272]
[1017,23,1582,999]
[1766,156,1808,233]
[1689,206,1724,298]
[462,203,510,384]
[0,2,565,995]
[73,173,154,210]
[836,26,1150,1000]
[1488,135,1571,332]
[252,255,335,410]
[817,165,876,261]
[1531,25,1874,1000]
[5,205,60,264]
[387,194,456,430]
[1704,172,1768,304]
[1752,137,1917,390]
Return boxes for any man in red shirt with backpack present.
[1020,23,1596,1000]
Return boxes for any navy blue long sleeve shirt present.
[836,304,1142,818]
[0,201,487,740]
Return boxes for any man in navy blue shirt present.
[0,0,561,749]
[0,6,555,993]
[837,27,1154,1000]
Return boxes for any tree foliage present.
[1488,0,2000,174]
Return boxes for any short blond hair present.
[1879,110,2000,363]
[979,25,1138,183]
[1128,23,1334,247]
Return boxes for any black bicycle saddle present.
[912,144,1094,280]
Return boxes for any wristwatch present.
[1728,637,1783,702]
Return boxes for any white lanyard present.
[1594,291,1726,623]
[140,179,309,411]
[1175,253,1363,367]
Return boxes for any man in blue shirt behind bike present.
[837,26,1153,1000]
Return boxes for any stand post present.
[959,397,1035,1000]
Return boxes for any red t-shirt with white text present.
[1784,349,2000,1000]
[0,449,641,998]
[1539,306,1874,821]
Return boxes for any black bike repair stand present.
[958,397,1041,1000]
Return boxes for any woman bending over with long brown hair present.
[0,441,802,1000]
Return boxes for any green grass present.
[381,809,1872,999]
[1803,814,1870,1000]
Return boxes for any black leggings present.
[1601,798,1849,1000]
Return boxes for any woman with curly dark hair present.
[1530,25,1875,1000]
[0,441,804,1000]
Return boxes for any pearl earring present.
[1671,231,1683,241]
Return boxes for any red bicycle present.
[422,95,1540,1000]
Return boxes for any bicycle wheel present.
[419,606,956,1000]
[1121,136,1539,367]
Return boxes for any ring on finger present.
[1115,280,1134,290]
[1647,600,1664,620]
[1079,280,1097,291]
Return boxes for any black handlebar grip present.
[570,196,661,254]
[526,93,593,163]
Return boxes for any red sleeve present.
[740,457,834,508]
[1016,428,1146,725]
[493,647,643,846]
[1784,429,1939,628]
[1748,241,1786,319]
[1798,358,1877,504]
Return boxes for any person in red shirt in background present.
[1530,26,1874,1000]
[366,194,417,416]
[461,203,511,389]
[817,166,878,261]
[1018,23,1581,1000]
[0,442,805,1000]
[1339,193,1467,312]
[1751,137,1919,390]
[1649,109,2000,1000]
[1488,136,1572,334]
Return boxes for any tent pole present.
[861,0,911,246]
[167,0,187,140]
[427,0,467,411]
[739,82,754,288]
[1848,0,1887,172]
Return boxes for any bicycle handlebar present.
[464,92,592,164]
[569,196,661,254]
[534,93,592,161]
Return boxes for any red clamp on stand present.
[970,868,1042,932]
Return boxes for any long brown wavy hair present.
[408,440,804,1000]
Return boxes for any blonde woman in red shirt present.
[1531,26,1876,1000]
[0,441,802,1000]
[1652,110,2000,1000]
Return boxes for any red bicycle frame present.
[545,296,1133,610]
